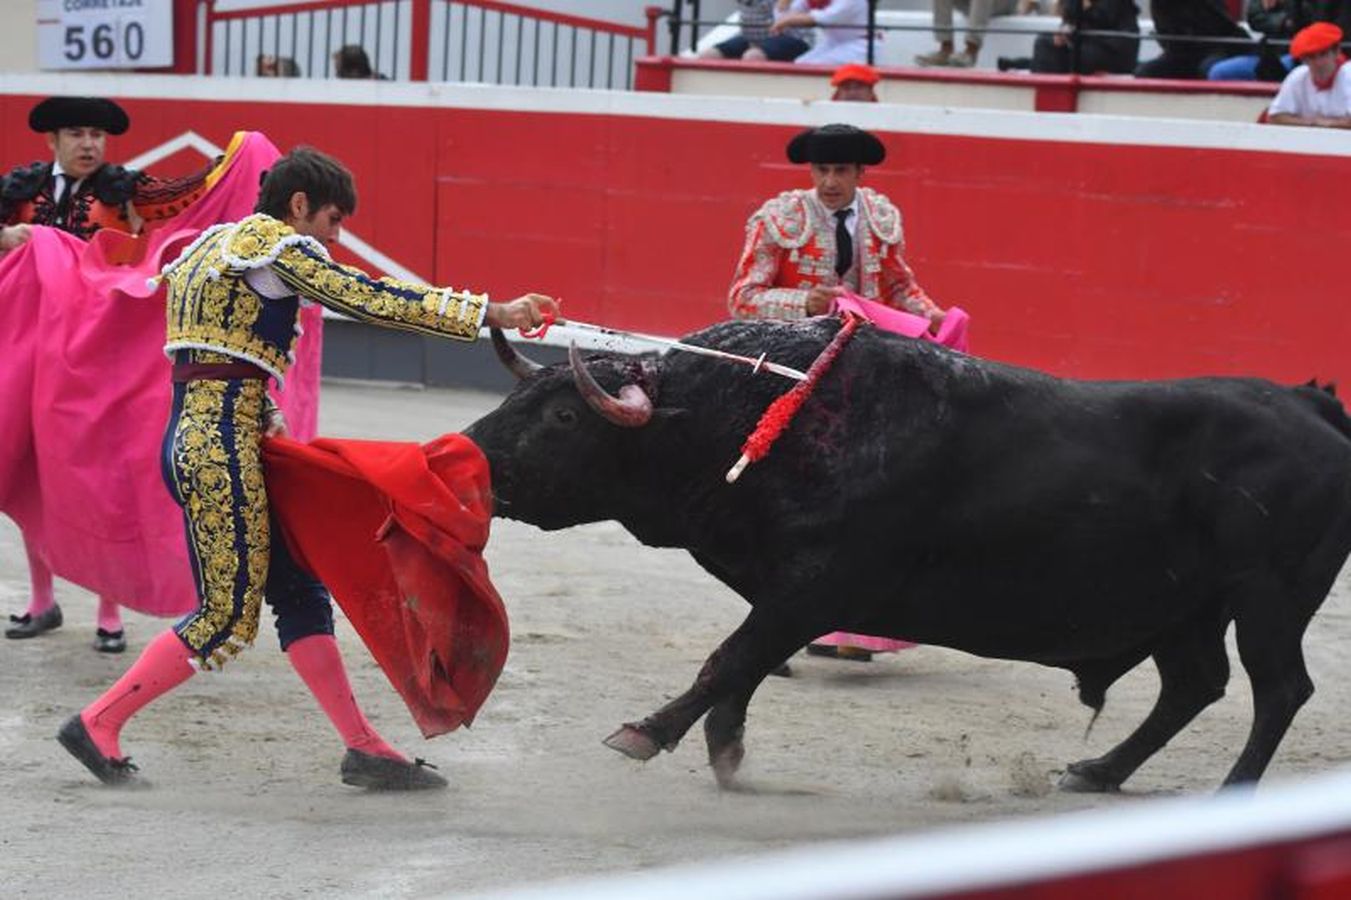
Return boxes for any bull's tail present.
[1294,380,1351,442]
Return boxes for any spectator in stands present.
[1323,0,1351,38]
[1208,0,1313,79]
[1135,0,1250,78]
[1266,21,1351,124]
[771,0,873,66]
[256,54,301,77]
[334,45,379,79]
[700,0,813,61]
[1028,0,1141,72]
[830,62,880,99]
[915,0,1020,68]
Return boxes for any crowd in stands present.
[234,2,1346,128]
[704,0,1344,85]
[253,45,386,80]
[700,0,1346,126]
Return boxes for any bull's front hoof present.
[709,741,745,791]
[603,725,663,761]
[1057,760,1121,794]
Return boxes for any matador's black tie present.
[834,208,853,277]
[52,174,72,227]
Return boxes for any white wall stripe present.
[3,72,1348,159]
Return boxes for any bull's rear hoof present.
[709,741,745,790]
[1058,761,1121,794]
[603,725,662,761]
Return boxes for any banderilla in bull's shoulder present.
[562,320,808,382]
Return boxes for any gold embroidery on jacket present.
[163,215,487,383]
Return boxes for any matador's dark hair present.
[254,146,358,219]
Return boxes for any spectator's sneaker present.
[340,749,448,791]
[5,604,63,639]
[914,48,954,67]
[93,629,127,654]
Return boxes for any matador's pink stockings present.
[286,634,405,762]
[80,629,196,759]
[21,536,55,618]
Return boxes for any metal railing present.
[430,1,658,88]
[202,0,414,79]
[199,0,662,88]
[662,0,1315,71]
[665,0,889,64]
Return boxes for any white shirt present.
[789,0,870,66]
[50,160,84,204]
[1268,63,1351,120]
[816,192,860,277]
[822,193,860,242]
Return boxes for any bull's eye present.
[551,407,578,426]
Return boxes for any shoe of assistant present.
[5,604,63,639]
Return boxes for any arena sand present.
[2,381,1348,899]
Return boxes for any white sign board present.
[37,0,175,70]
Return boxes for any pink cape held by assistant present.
[815,292,971,653]
[0,132,322,617]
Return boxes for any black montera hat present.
[29,96,130,135]
[785,123,885,166]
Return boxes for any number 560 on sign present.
[37,0,174,70]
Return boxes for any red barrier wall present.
[3,81,1348,387]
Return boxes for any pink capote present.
[0,132,323,617]
[831,292,971,353]
[814,292,972,653]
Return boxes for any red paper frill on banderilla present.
[262,433,508,738]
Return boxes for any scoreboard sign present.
[37,0,174,70]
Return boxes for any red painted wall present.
[4,93,1347,388]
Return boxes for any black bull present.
[463,317,1351,792]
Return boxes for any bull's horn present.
[568,343,653,428]
[490,327,543,380]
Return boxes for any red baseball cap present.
[1290,22,1343,60]
[830,63,880,87]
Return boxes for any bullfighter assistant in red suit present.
[729,123,945,662]
[1,96,215,653]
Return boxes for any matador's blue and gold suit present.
[159,214,486,669]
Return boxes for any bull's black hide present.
[464,318,1351,792]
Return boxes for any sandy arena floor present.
[2,381,1349,899]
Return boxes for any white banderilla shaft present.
[562,320,807,382]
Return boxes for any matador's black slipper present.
[340,749,448,791]
[56,715,146,788]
